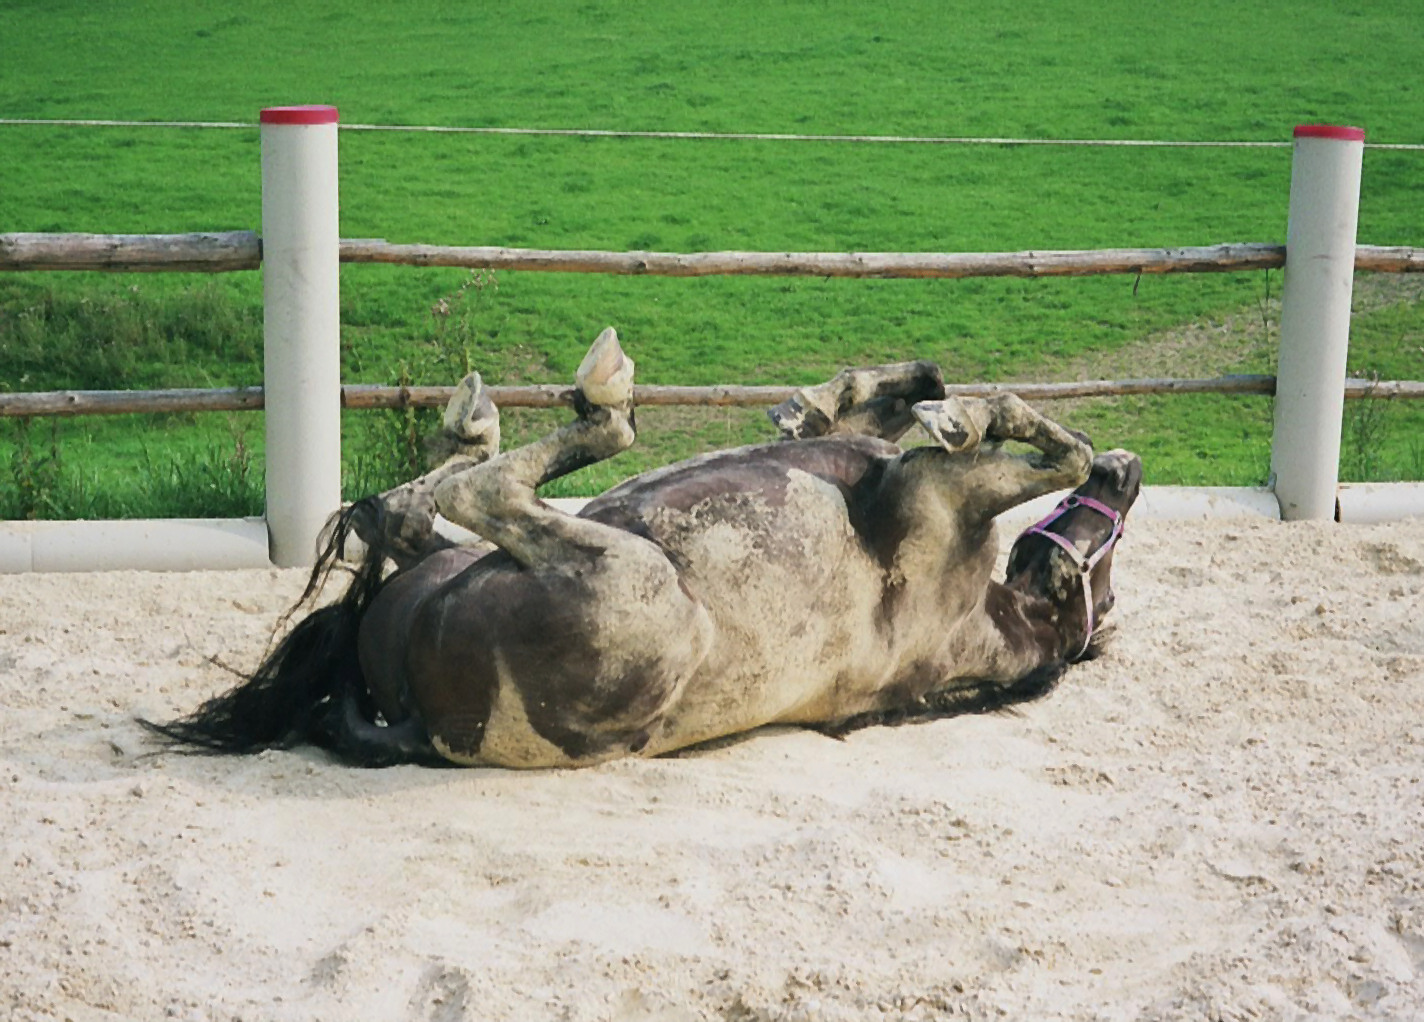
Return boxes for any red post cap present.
[260,105,339,125]
[1293,124,1364,142]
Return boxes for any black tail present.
[140,499,441,767]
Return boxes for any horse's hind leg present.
[425,329,714,765]
[350,372,503,566]
[768,360,945,442]
[432,327,638,566]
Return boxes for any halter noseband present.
[1013,494,1125,661]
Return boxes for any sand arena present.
[1,515,1421,1021]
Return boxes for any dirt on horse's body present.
[145,330,1141,769]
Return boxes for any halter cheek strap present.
[1015,494,1125,661]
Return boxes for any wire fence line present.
[2,116,1422,150]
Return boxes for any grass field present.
[2,0,1422,516]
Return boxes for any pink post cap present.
[260,105,339,125]
[1294,124,1364,142]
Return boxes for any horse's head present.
[1005,449,1142,661]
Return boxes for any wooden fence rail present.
[3,375,1420,419]
[0,231,262,272]
[336,240,1424,278]
[3,231,1422,277]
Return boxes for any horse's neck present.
[986,576,1081,672]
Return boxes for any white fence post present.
[1270,123,1365,521]
[260,105,342,566]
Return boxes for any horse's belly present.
[641,470,891,750]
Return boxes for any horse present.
[143,328,1141,768]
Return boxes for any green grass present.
[1340,295,1424,482]
[2,0,1422,516]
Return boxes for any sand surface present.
[1,516,1422,1021]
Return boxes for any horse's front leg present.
[768,361,945,442]
[911,392,1092,518]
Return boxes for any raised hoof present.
[424,371,500,467]
[575,327,635,408]
[767,391,834,440]
[443,372,500,445]
[912,397,990,454]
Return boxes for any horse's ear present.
[1005,536,1030,580]
[1005,529,1052,579]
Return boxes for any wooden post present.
[1271,124,1365,521]
[261,106,342,567]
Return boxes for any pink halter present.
[1015,494,1125,661]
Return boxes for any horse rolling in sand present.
[144,329,1142,768]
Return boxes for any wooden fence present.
[1,115,1420,572]
[4,229,1424,277]
[1,230,1420,421]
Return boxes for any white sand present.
[1,516,1422,1021]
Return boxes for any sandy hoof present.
[575,327,635,408]
[767,390,834,440]
[443,372,500,445]
[912,397,991,453]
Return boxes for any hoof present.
[443,372,500,444]
[912,397,990,453]
[575,327,635,408]
[768,390,834,440]
[426,371,500,467]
